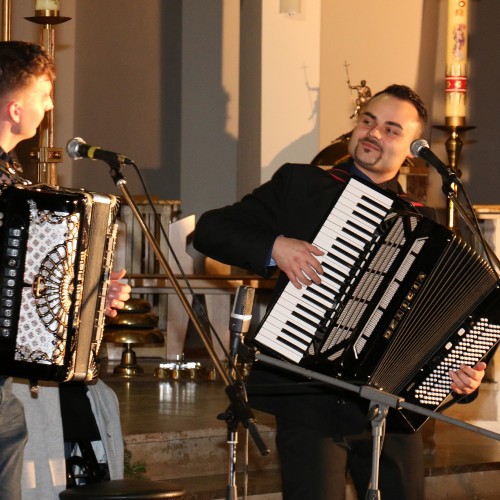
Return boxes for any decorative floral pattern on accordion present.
[16,205,80,366]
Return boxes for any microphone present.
[229,285,255,360]
[66,137,134,165]
[410,139,460,184]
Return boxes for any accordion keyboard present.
[252,177,394,363]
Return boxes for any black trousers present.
[275,414,424,500]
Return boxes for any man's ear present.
[6,101,22,124]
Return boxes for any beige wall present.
[320,0,427,146]
[260,0,321,183]
[5,0,500,220]
[71,0,164,199]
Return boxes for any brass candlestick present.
[433,124,475,229]
[25,6,71,186]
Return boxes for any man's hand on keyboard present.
[271,236,324,289]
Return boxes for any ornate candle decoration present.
[445,0,469,127]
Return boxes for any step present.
[124,423,279,481]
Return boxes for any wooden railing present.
[127,273,277,295]
[123,274,277,361]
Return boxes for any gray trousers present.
[0,377,28,500]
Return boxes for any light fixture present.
[280,0,301,16]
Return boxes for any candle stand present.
[25,6,70,185]
[433,124,475,229]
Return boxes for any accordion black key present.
[250,176,500,430]
[0,184,120,382]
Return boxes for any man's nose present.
[367,125,382,140]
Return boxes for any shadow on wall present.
[261,76,320,182]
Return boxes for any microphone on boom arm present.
[410,139,460,185]
[66,137,134,165]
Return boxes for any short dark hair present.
[372,84,427,127]
[0,41,55,98]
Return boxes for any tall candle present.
[445,0,469,126]
[35,0,60,11]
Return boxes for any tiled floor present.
[100,357,500,474]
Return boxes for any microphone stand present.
[219,328,256,500]
[255,353,500,500]
[218,372,247,500]
[105,161,270,491]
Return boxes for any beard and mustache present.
[351,136,383,169]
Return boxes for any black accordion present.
[0,184,120,382]
[250,176,500,430]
